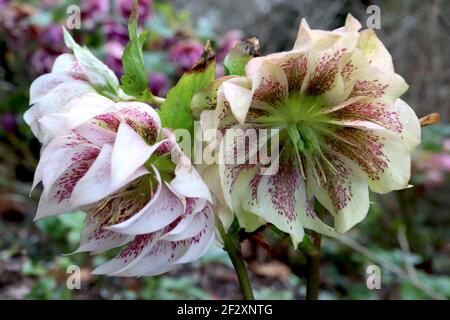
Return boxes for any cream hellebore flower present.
[31,101,215,276]
[24,28,122,145]
[195,15,421,247]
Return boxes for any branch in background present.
[397,227,418,282]
[335,235,446,300]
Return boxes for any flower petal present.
[306,151,369,233]
[299,200,337,237]
[106,180,184,235]
[391,99,421,151]
[25,80,93,143]
[114,102,161,144]
[219,130,308,246]
[35,145,100,219]
[110,204,215,277]
[327,98,421,151]
[74,214,133,254]
[357,29,394,73]
[163,199,207,241]
[222,79,253,124]
[301,31,359,102]
[91,231,163,276]
[251,61,289,106]
[38,92,115,139]
[51,53,85,74]
[325,126,412,194]
[29,72,81,105]
[293,19,340,52]
[239,151,307,247]
[171,163,213,203]
[68,144,115,207]
[109,123,156,191]
[349,65,408,103]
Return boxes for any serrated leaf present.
[120,2,152,100]
[223,37,260,76]
[159,41,215,133]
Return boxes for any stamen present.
[312,155,327,186]
[318,149,339,175]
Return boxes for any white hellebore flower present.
[32,100,215,276]
[24,28,122,145]
[195,15,421,247]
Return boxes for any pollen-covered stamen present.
[310,152,355,211]
[91,175,156,229]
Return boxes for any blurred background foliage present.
[0,0,449,300]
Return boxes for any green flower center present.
[255,94,330,156]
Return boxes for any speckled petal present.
[306,151,369,233]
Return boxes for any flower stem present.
[304,232,321,300]
[217,219,254,300]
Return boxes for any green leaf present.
[223,37,260,76]
[159,41,215,133]
[120,1,152,100]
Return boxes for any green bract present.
[63,28,120,99]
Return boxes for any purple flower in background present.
[443,139,450,152]
[0,112,16,132]
[105,41,125,77]
[169,40,203,74]
[430,154,450,171]
[117,0,152,24]
[415,152,450,187]
[80,0,109,29]
[162,36,179,49]
[39,24,64,49]
[216,30,243,63]
[104,20,129,45]
[31,48,60,74]
[417,153,450,172]
[148,72,169,97]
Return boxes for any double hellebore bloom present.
[196,15,421,246]
[26,28,215,276]
[31,101,215,276]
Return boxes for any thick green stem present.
[305,232,321,300]
[217,219,254,300]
